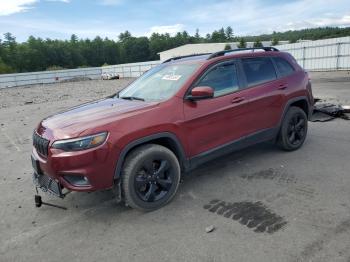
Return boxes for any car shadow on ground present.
[185,141,281,178]
[43,141,283,215]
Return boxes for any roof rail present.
[162,53,211,63]
[207,47,279,60]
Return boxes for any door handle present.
[231,97,245,103]
[277,83,288,90]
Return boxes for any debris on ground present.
[311,99,350,122]
[343,105,350,113]
[24,101,33,105]
[101,73,120,80]
[205,225,215,233]
[60,76,92,83]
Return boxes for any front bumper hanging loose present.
[32,172,65,198]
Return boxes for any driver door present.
[183,60,250,157]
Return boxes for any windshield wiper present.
[120,96,145,101]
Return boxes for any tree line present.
[1,26,349,74]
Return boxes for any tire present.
[121,144,181,211]
[277,106,308,151]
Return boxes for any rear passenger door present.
[237,57,283,135]
[272,56,299,97]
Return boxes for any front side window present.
[119,63,200,101]
[195,63,239,97]
[242,57,277,87]
[273,57,295,77]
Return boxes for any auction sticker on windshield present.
[162,74,182,81]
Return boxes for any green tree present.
[118,31,132,42]
[253,39,263,47]
[225,26,234,41]
[0,58,13,74]
[3,32,16,47]
[289,38,297,43]
[224,44,231,50]
[70,34,78,44]
[272,38,279,46]
[238,38,247,48]
[2,32,17,69]
[205,33,211,42]
[194,28,202,43]
[211,28,227,42]
[195,29,200,38]
[121,36,150,63]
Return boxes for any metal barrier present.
[0,67,102,88]
[0,61,160,88]
[275,37,350,71]
[101,61,161,78]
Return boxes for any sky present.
[0,0,349,42]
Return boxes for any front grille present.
[33,132,50,157]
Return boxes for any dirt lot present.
[0,73,350,262]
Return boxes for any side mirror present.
[187,86,214,101]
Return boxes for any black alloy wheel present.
[287,113,306,146]
[277,106,308,151]
[121,144,180,211]
[134,159,174,202]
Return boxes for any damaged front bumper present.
[31,155,66,198]
[32,172,65,198]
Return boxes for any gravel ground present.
[0,78,132,109]
[0,74,350,262]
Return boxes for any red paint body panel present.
[32,50,313,192]
[183,92,250,156]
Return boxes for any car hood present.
[37,98,158,139]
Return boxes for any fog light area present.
[64,175,90,186]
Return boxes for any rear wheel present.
[122,144,180,211]
[277,106,308,151]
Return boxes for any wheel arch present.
[114,132,188,180]
[275,96,311,142]
[280,96,311,124]
[289,99,309,118]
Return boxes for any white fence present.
[101,60,160,78]
[0,60,160,88]
[1,37,350,88]
[0,67,102,88]
[275,36,350,71]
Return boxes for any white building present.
[158,41,290,61]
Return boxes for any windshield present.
[118,63,200,102]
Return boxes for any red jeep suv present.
[31,47,314,211]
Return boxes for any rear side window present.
[242,57,277,87]
[196,63,239,97]
[273,57,295,77]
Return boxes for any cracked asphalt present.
[0,72,350,262]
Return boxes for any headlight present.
[52,132,108,151]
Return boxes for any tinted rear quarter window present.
[273,57,295,77]
[242,57,277,87]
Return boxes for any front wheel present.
[121,144,180,211]
[277,106,308,151]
